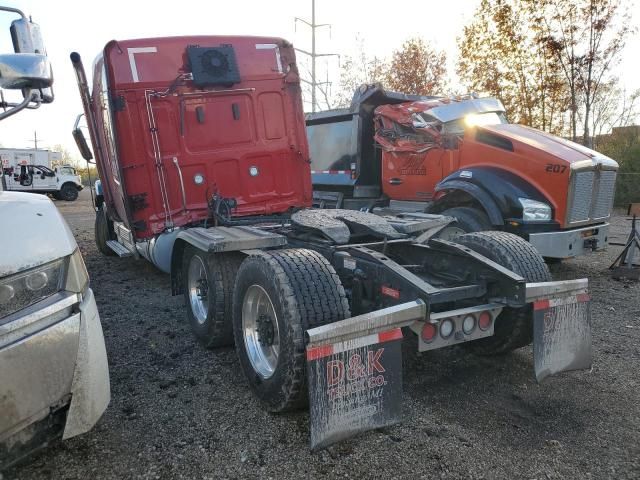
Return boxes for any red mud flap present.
[533,293,592,382]
[306,329,404,450]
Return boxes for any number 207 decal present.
[545,164,567,173]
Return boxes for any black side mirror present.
[72,113,93,162]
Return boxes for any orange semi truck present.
[307,84,619,259]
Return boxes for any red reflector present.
[478,311,492,330]
[381,286,400,299]
[421,323,437,342]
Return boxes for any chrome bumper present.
[528,223,609,258]
[0,288,109,453]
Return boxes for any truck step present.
[106,240,133,257]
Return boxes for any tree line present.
[323,0,637,147]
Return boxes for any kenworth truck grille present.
[567,169,617,224]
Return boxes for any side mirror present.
[0,7,53,120]
[73,114,94,161]
[9,12,53,103]
[0,53,52,90]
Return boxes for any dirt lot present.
[7,190,640,479]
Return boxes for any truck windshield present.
[443,111,507,135]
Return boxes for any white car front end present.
[0,191,109,469]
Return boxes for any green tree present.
[597,128,640,205]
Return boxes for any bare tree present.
[591,83,640,146]
[532,0,633,145]
[332,37,387,108]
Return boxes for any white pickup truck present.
[0,6,109,470]
[1,149,83,201]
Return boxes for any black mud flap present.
[533,293,592,382]
[306,328,403,450]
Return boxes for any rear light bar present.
[414,304,503,352]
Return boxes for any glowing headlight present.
[519,198,551,221]
[464,114,482,127]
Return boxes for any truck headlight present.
[519,198,551,221]
[0,249,89,319]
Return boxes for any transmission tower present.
[294,0,339,112]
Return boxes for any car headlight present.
[0,249,89,319]
[519,198,551,221]
[65,249,90,295]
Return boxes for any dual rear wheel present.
[182,247,350,412]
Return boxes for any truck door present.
[382,149,444,202]
[14,165,34,191]
[31,165,57,191]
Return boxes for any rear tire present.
[438,206,491,240]
[456,231,551,355]
[95,206,116,257]
[60,183,78,201]
[183,246,242,348]
[232,249,350,412]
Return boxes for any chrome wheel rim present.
[187,255,208,324]
[437,225,467,241]
[242,284,280,379]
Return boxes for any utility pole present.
[294,0,339,112]
[27,130,42,150]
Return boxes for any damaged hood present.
[374,97,506,153]
[0,192,76,277]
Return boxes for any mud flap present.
[533,293,592,382]
[306,329,404,450]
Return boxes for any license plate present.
[533,294,592,382]
[306,329,403,450]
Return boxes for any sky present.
[0,0,638,160]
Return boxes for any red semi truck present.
[307,84,618,259]
[72,36,592,448]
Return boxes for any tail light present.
[421,323,437,342]
[478,311,492,331]
[440,319,454,338]
[462,315,476,334]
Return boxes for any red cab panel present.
[90,36,311,239]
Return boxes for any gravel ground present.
[7,191,640,479]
